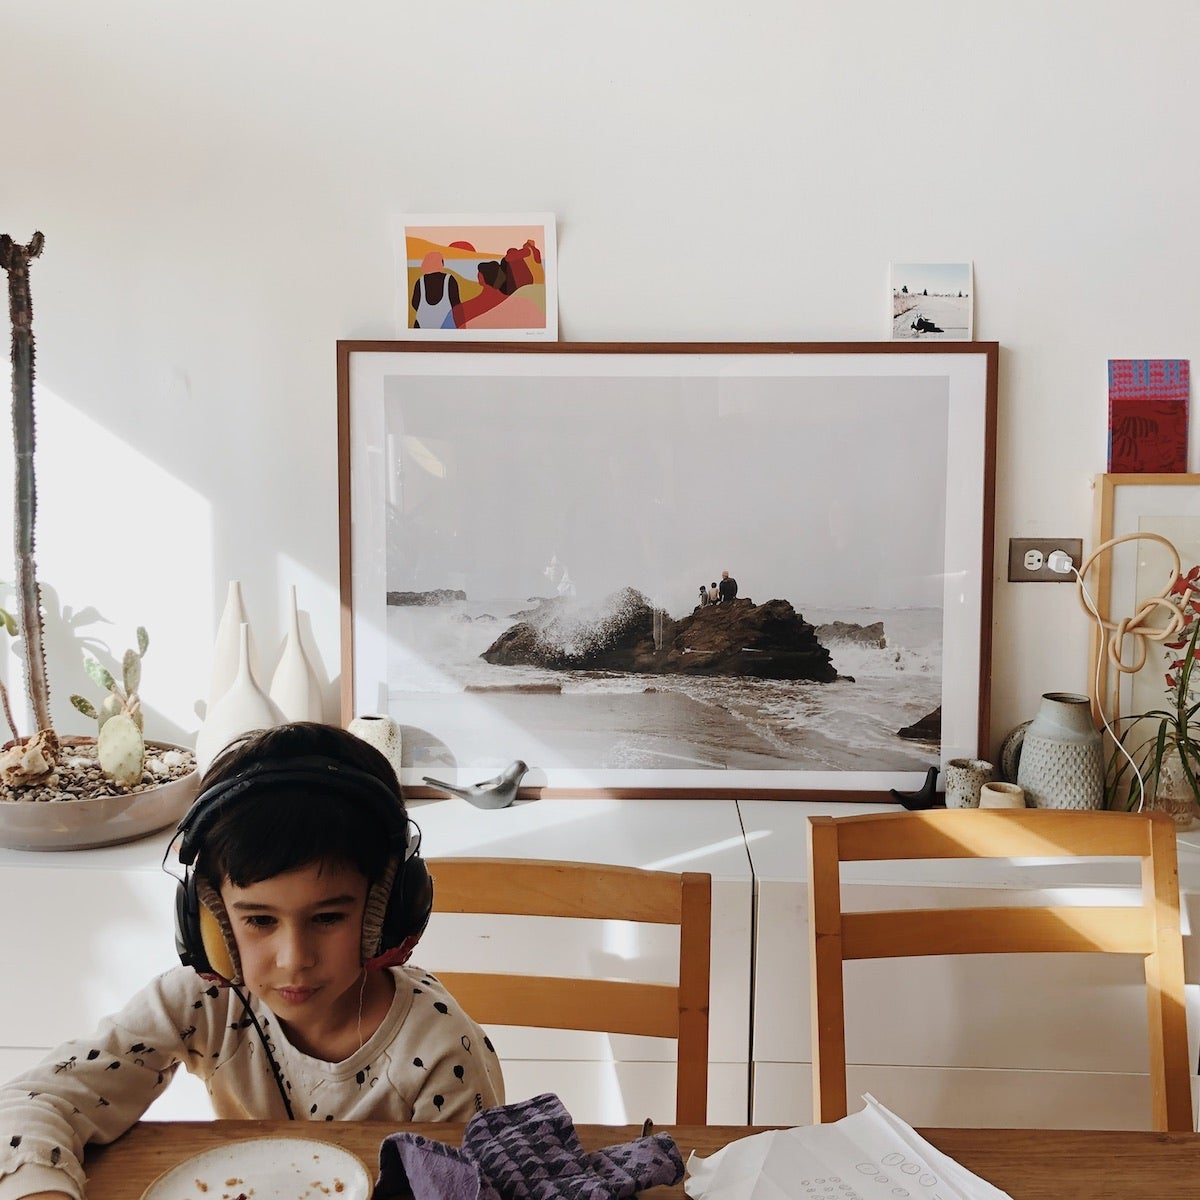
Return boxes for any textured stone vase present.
[1016,692,1104,810]
[347,714,403,783]
[944,757,994,808]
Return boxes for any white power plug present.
[1047,549,1075,574]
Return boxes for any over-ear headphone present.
[169,757,433,984]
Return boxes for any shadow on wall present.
[3,582,195,748]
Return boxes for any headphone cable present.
[230,982,296,1120]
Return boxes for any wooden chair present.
[424,857,712,1123]
[808,808,1193,1132]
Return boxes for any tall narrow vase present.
[268,586,324,722]
[1016,692,1104,810]
[195,623,285,772]
[208,580,261,709]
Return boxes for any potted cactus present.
[0,231,197,849]
[70,626,156,788]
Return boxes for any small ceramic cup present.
[979,781,1027,809]
[944,757,995,808]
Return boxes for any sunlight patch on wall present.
[0,376,212,739]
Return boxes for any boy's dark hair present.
[194,722,401,890]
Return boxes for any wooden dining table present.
[83,1119,1200,1200]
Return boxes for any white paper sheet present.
[685,1095,1012,1200]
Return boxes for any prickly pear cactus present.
[96,712,145,788]
[68,626,150,782]
[99,693,125,730]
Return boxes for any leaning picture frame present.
[1089,472,1200,724]
[337,341,998,799]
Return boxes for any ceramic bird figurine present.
[421,760,529,809]
[889,765,941,810]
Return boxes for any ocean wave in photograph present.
[387,599,940,772]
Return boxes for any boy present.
[0,723,504,1200]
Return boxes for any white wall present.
[3,1,1198,756]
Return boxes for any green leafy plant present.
[1105,564,1200,816]
[68,627,148,788]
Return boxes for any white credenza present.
[0,796,753,1126]
[740,799,1200,1130]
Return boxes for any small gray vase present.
[1016,692,1104,810]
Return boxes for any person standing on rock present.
[718,570,738,603]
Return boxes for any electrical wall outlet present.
[1007,538,1083,582]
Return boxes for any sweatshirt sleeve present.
[0,967,227,1200]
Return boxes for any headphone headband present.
[176,757,407,866]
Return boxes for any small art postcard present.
[393,212,557,341]
[890,262,973,340]
[1107,358,1190,472]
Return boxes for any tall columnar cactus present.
[70,627,149,787]
[1,231,53,743]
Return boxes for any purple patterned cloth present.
[374,1093,684,1200]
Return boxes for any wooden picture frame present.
[337,341,998,799]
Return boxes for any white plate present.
[141,1136,372,1200]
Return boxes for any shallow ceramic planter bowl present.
[0,740,200,852]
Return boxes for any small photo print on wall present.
[393,213,557,341]
[890,262,973,340]
[1107,358,1190,473]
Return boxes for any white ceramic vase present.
[208,580,262,709]
[195,623,285,772]
[1016,692,1104,810]
[347,714,403,783]
[268,586,323,723]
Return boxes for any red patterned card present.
[1108,359,1189,472]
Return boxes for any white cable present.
[1073,564,1146,812]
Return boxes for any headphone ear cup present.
[175,875,212,976]
[174,874,237,983]
[198,902,237,983]
[380,851,433,955]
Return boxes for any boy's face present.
[220,859,371,1037]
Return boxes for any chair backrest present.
[808,808,1192,1132]
[424,857,712,1123]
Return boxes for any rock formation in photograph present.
[481,587,838,681]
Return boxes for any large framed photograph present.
[1090,472,1200,723]
[337,342,998,799]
